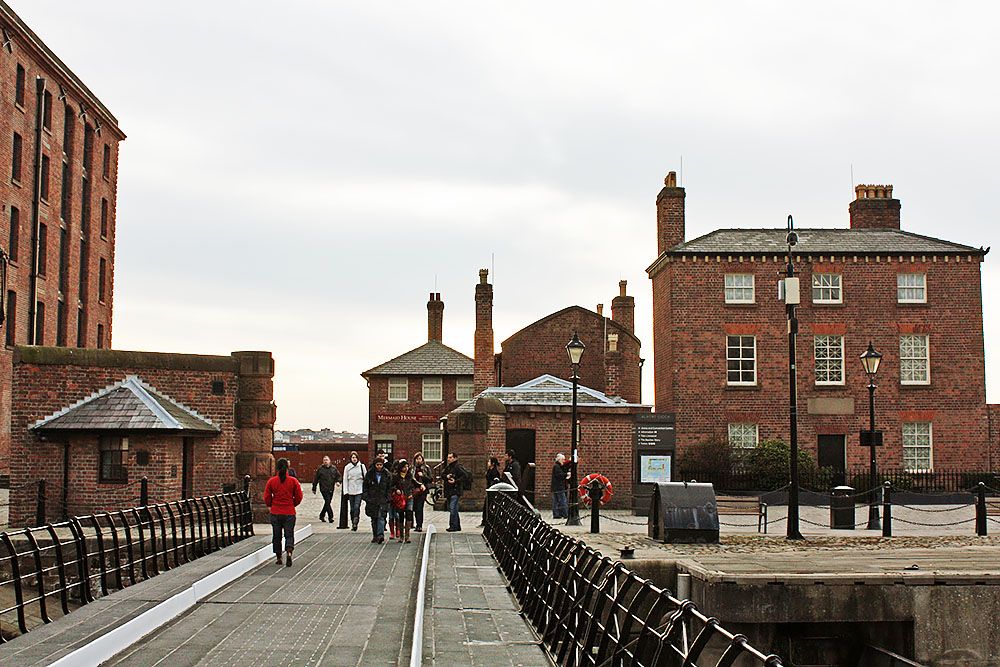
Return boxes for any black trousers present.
[319,490,334,522]
[270,514,296,554]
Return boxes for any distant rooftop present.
[362,340,473,377]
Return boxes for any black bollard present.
[140,476,149,507]
[882,482,892,538]
[337,478,349,529]
[589,478,603,534]
[36,479,46,526]
[976,482,987,537]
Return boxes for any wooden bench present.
[716,495,768,533]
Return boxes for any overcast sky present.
[15,2,1000,432]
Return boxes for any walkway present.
[106,528,422,666]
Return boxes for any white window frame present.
[421,433,443,462]
[897,273,927,304]
[726,335,757,386]
[814,335,845,385]
[902,422,933,472]
[811,273,843,304]
[422,377,443,402]
[455,377,474,401]
[900,335,931,385]
[727,423,759,450]
[388,377,408,402]
[724,274,755,304]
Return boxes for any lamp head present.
[860,340,882,379]
[566,331,586,366]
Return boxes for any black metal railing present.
[484,492,783,667]
[0,479,253,642]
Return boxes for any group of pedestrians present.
[262,449,476,563]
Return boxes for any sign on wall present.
[375,414,439,423]
[639,454,673,483]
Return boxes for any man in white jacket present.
[342,451,367,531]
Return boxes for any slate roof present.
[449,375,649,414]
[666,228,985,255]
[31,376,220,434]
[362,340,473,377]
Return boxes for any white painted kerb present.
[409,523,436,667]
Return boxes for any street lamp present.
[782,215,804,540]
[860,341,883,530]
[565,332,585,526]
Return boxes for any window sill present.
[723,302,757,307]
[812,302,844,307]
[814,382,847,390]
[14,102,25,114]
[42,126,52,136]
[897,301,928,306]
[725,384,760,391]
[10,178,22,188]
[900,382,932,389]
[421,400,444,404]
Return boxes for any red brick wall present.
[1,12,124,480]
[651,253,990,470]
[9,358,239,526]
[500,307,641,403]
[366,374,471,464]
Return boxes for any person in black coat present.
[503,450,522,489]
[551,453,570,519]
[311,456,342,523]
[363,458,391,543]
[443,452,469,532]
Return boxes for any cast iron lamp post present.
[860,341,883,530]
[783,215,804,540]
[565,332,585,526]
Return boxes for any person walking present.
[481,456,503,526]
[264,458,303,567]
[311,456,341,523]
[503,450,522,489]
[551,453,570,519]
[443,452,469,532]
[390,461,423,543]
[387,458,403,540]
[412,453,432,532]
[363,457,391,543]
[342,451,366,531]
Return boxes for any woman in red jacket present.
[264,458,303,566]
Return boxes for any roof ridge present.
[124,376,182,429]
[30,377,130,430]
[134,377,219,430]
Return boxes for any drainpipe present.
[638,358,645,404]
[27,76,46,345]
[62,441,70,519]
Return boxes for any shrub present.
[676,437,733,475]
[744,439,817,492]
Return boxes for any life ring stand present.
[579,474,613,506]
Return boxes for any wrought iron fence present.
[678,468,1000,496]
[0,483,253,642]
[483,492,783,667]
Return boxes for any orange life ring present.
[579,474,613,505]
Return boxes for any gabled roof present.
[362,340,473,377]
[31,376,220,434]
[666,228,984,256]
[449,375,650,413]
[501,305,640,347]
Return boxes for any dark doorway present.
[817,435,846,487]
[375,440,394,460]
[505,429,536,501]
[182,437,194,499]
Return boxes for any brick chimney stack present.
[474,269,495,393]
[849,184,901,230]
[656,171,685,254]
[611,280,635,334]
[427,292,444,342]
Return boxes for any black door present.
[505,429,536,501]
[182,437,194,499]
[817,435,846,487]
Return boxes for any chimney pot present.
[597,304,604,316]
[479,268,489,285]
[619,280,627,297]
[664,171,677,187]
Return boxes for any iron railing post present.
[589,478,602,534]
[976,482,987,536]
[140,476,149,507]
[882,482,892,538]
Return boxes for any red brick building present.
[362,293,474,467]
[7,347,276,527]
[443,270,653,510]
[1,1,124,480]
[648,173,991,477]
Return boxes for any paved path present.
[106,529,422,666]
[422,531,550,666]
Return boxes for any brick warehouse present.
[1,0,123,480]
[442,270,651,510]
[0,3,278,525]
[648,172,994,478]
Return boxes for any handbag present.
[391,489,407,510]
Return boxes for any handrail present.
[0,486,253,643]
[483,491,783,667]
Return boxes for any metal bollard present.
[36,479,46,526]
[140,477,149,507]
[882,482,892,538]
[588,478,603,534]
[976,482,987,536]
[337,478,349,529]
